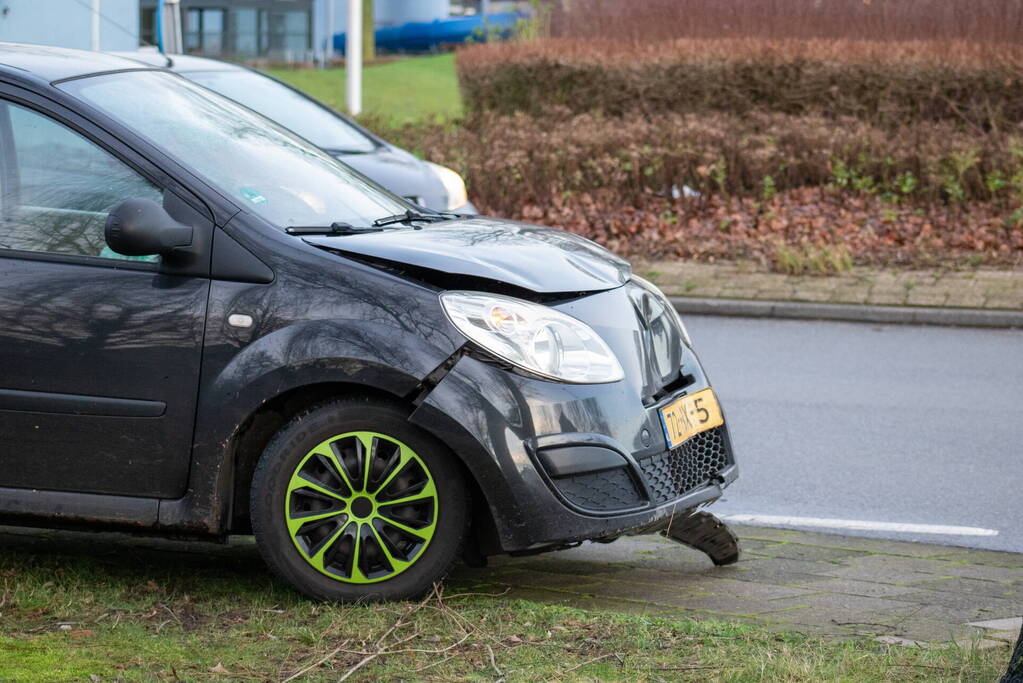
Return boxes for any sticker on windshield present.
[240,187,268,205]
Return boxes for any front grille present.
[639,426,730,505]
[553,468,644,511]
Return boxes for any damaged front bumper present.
[408,313,738,556]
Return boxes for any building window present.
[266,10,309,58]
[184,7,226,56]
[215,7,310,60]
[154,2,313,61]
[140,7,157,47]
[232,8,259,57]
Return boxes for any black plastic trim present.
[537,445,629,478]
[212,228,274,284]
[529,431,656,504]
[0,388,166,417]
[0,487,159,525]
[49,67,164,86]
[525,434,650,518]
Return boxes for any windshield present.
[184,69,377,154]
[60,70,409,229]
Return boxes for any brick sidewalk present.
[637,261,1023,310]
[449,525,1023,647]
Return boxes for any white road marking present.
[720,514,999,537]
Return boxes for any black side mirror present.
[105,198,193,257]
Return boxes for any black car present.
[116,50,476,214]
[0,44,737,601]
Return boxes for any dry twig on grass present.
[281,584,489,682]
[562,652,623,673]
[280,640,352,683]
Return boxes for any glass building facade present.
[140,0,313,61]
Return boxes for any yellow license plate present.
[658,388,724,449]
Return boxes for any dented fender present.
[157,247,466,532]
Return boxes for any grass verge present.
[265,54,462,126]
[0,528,1007,681]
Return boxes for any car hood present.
[304,217,631,294]
[334,147,449,211]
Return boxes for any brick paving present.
[448,525,1023,647]
[637,261,1023,310]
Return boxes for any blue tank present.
[335,13,520,53]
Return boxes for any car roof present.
[0,42,155,83]
[111,50,243,74]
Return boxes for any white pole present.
[346,0,362,115]
[91,0,101,51]
[325,0,335,63]
[175,10,182,53]
[160,0,183,53]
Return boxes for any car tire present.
[250,396,467,602]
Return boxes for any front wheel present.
[250,397,467,602]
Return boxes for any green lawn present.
[266,53,462,126]
[0,529,1008,682]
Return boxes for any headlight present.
[631,276,693,347]
[440,291,624,384]
[425,161,468,211]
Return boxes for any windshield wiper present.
[285,222,383,236]
[286,211,447,235]
[372,209,447,228]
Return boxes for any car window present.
[61,70,410,230]
[185,70,376,154]
[0,101,162,262]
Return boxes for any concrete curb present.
[671,297,1023,328]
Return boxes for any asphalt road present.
[685,315,1023,553]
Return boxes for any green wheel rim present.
[284,431,438,584]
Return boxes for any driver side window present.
[0,100,163,261]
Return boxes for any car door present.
[0,94,211,499]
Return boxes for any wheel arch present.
[162,312,465,533]
[222,381,496,563]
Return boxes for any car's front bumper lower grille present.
[555,467,645,511]
[543,424,734,515]
[637,426,731,506]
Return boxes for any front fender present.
[158,277,464,533]
[204,317,455,409]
